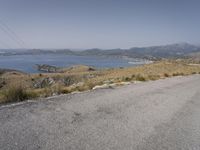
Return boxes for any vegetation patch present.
[163,73,169,77]
[0,61,200,104]
[135,74,146,81]
[1,84,37,103]
[172,72,184,76]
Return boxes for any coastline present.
[0,60,200,104]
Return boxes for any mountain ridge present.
[0,43,200,60]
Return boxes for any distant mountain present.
[78,43,200,59]
[128,43,200,58]
[1,43,200,60]
[0,49,74,56]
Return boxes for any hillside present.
[1,61,200,104]
[1,43,199,60]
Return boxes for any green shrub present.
[135,74,146,81]
[3,84,36,103]
[192,72,196,74]
[26,90,38,99]
[63,75,76,86]
[86,82,96,89]
[39,73,43,77]
[42,87,55,97]
[148,75,160,80]
[60,88,71,94]
[172,72,184,76]
[124,77,132,82]
[75,86,87,92]
[163,73,169,77]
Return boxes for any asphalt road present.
[0,75,200,150]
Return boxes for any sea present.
[0,54,148,73]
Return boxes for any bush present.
[3,84,35,103]
[163,73,169,77]
[135,74,146,81]
[148,75,160,80]
[124,77,132,82]
[172,72,184,76]
[60,88,71,94]
[76,86,88,92]
[63,75,76,86]
[42,87,54,97]
[39,73,43,77]
[85,82,96,89]
[131,74,135,78]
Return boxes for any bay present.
[0,54,146,73]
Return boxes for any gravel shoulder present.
[0,75,200,150]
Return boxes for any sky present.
[0,0,199,49]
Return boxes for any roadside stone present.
[33,77,55,88]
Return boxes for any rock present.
[62,76,76,86]
[75,82,84,87]
[92,84,113,90]
[33,77,55,88]
[103,80,114,84]
[92,81,131,90]
[119,82,131,85]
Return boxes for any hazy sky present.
[0,0,199,49]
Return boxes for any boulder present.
[33,77,55,88]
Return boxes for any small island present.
[35,64,59,73]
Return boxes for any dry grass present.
[0,84,38,103]
[0,60,200,104]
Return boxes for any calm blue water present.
[0,54,144,73]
